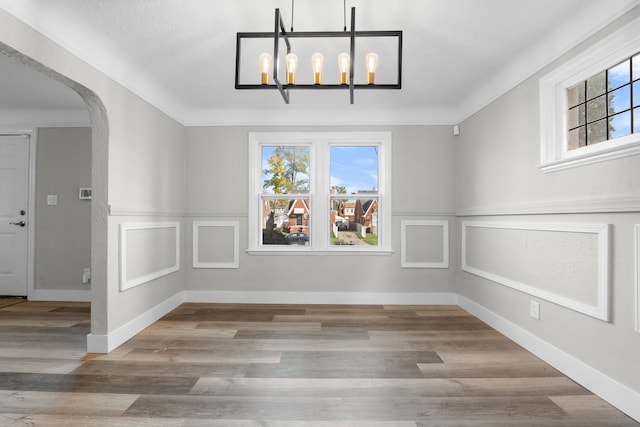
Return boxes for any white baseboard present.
[30,289,91,302]
[457,295,640,423]
[86,292,184,353]
[183,290,458,305]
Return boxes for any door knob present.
[9,221,26,227]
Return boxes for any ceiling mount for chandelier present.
[235,1,402,104]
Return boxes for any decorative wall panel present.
[192,221,239,268]
[401,220,449,268]
[119,222,180,291]
[462,221,609,321]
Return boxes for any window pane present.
[330,197,378,246]
[285,199,310,244]
[633,53,640,81]
[330,146,379,194]
[330,203,353,246]
[261,145,310,194]
[567,82,585,108]
[634,80,640,108]
[587,119,608,145]
[568,126,586,150]
[608,59,630,90]
[261,198,310,246]
[261,199,288,245]
[568,104,585,129]
[586,71,606,99]
[586,95,606,122]
[609,111,631,139]
[634,107,640,133]
[608,85,631,115]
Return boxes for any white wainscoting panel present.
[401,220,449,268]
[192,221,239,268]
[119,222,180,291]
[635,224,640,332]
[462,221,610,321]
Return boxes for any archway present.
[0,42,109,349]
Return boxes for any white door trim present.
[0,128,35,299]
[27,129,37,300]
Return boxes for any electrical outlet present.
[530,301,540,320]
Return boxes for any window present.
[567,53,639,149]
[539,15,640,172]
[248,132,392,254]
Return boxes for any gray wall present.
[104,87,187,332]
[185,125,456,295]
[35,127,91,291]
[456,7,640,394]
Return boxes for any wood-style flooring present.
[0,301,637,426]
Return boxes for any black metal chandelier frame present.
[235,7,402,104]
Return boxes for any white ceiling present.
[1,0,639,126]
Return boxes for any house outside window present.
[248,132,392,254]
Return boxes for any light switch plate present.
[79,188,92,200]
[530,301,540,320]
[47,195,58,205]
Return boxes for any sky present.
[261,145,379,194]
[330,145,379,193]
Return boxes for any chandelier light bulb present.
[259,53,272,85]
[365,52,379,85]
[285,53,298,84]
[311,53,324,85]
[338,52,350,85]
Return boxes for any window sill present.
[247,248,394,256]
[539,138,640,173]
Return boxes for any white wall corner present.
[85,333,109,354]
[457,295,640,423]
[86,291,184,353]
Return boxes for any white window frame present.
[539,14,640,173]
[248,132,392,255]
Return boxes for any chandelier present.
[234,2,402,104]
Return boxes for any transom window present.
[248,132,392,254]
[567,53,640,149]
[538,14,640,172]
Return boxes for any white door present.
[0,135,30,296]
